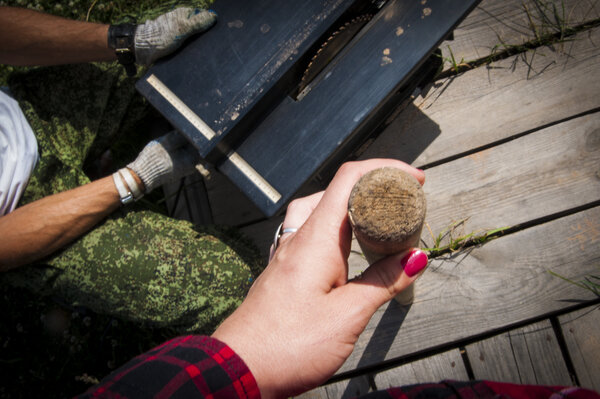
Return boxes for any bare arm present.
[0,126,203,271]
[0,6,115,66]
[0,175,131,271]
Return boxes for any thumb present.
[344,249,429,313]
[182,8,218,32]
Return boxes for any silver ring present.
[272,222,298,252]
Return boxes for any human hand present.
[212,159,429,398]
[127,131,199,194]
[135,7,217,66]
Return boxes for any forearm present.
[0,129,201,270]
[0,176,121,270]
[0,6,115,66]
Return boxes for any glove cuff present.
[108,23,138,76]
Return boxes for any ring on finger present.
[272,222,298,253]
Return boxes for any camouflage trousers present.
[0,64,260,334]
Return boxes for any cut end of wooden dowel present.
[348,167,426,255]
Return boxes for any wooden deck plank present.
[465,320,572,385]
[338,206,600,374]
[559,305,600,391]
[297,375,372,399]
[294,386,331,399]
[321,376,372,399]
[439,0,600,69]
[419,111,600,246]
[373,349,468,388]
[360,27,600,168]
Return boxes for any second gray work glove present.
[135,7,217,66]
[128,131,200,194]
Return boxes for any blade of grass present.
[549,270,600,296]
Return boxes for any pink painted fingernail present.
[401,250,428,277]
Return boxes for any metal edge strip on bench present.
[225,149,282,204]
[146,74,216,141]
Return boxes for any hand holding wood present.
[348,167,427,303]
[212,160,426,398]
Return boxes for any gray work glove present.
[135,7,217,66]
[128,131,200,194]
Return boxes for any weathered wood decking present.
[170,0,600,396]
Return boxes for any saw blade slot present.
[289,0,386,100]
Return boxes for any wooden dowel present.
[348,167,427,304]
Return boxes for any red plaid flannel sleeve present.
[78,335,260,399]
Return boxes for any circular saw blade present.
[298,14,373,95]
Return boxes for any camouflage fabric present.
[1,64,261,334]
[6,63,147,205]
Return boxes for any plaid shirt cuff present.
[79,335,260,399]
